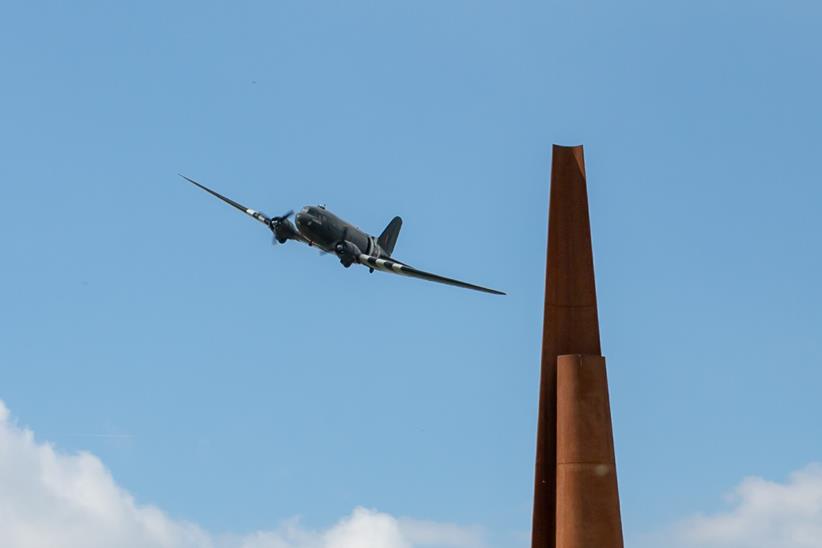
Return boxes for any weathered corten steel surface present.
[556,354,623,548]
[531,145,622,548]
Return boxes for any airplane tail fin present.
[378,216,402,256]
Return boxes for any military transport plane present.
[181,175,505,295]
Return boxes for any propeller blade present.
[180,174,271,226]
[334,227,349,254]
[271,210,294,224]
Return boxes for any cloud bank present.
[0,401,484,548]
[634,463,822,548]
[7,397,822,548]
[674,463,822,548]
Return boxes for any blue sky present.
[1,1,821,547]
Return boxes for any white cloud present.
[635,463,822,548]
[0,400,485,548]
[223,510,484,548]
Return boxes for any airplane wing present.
[358,255,505,295]
[180,174,275,226]
[181,174,308,245]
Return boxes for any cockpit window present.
[306,207,324,224]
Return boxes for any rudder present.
[378,216,402,256]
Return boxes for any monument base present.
[556,354,623,548]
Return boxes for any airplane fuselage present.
[295,205,383,258]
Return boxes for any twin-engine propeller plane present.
[181,175,505,295]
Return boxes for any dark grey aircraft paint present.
[181,175,505,295]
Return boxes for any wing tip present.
[178,173,201,187]
[479,287,506,296]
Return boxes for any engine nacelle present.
[272,219,298,243]
[335,240,361,268]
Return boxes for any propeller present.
[269,210,294,228]
[334,227,362,268]
[269,210,295,245]
[334,227,349,256]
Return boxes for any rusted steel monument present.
[531,145,623,548]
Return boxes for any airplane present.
[180,175,505,295]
